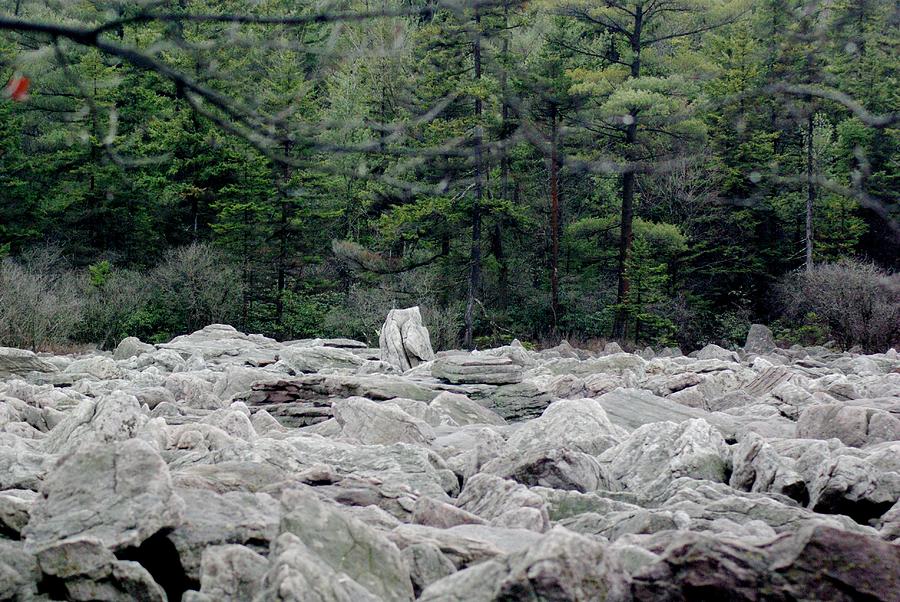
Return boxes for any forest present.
[0,0,897,353]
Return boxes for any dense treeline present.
[0,0,897,351]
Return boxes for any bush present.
[148,243,244,336]
[77,267,150,349]
[281,290,343,340]
[0,248,83,350]
[776,259,900,352]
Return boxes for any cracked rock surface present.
[0,319,898,601]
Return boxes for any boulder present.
[412,496,487,529]
[797,402,900,447]
[744,324,777,354]
[429,391,506,426]
[64,356,125,380]
[194,544,267,602]
[279,345,365,373]
[483,448,606,493]
[484,381,552,421]
[241,373,436,426]
[165,488,278,582]
[256,533,381,602]
[456,473,550,532]
[43,391,164,454]
[23,439,184,552]
[333,396,435,445]
[113,337,154,360]
[0,539,39,600]
[696,343,740,362]
[432,354,523,385]
[417,527,607,602]
[0,488,35,537]
[505,398,627,456]
[0,347,57,377]
[389,523,542,569]
[766,524,900,601]
[279,486,415,601]
[599,419,731,495]
[379,307,435,372]
[591,388,709,430]
[403,542,457,597]
[729,433,808,503]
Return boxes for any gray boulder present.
[0,539,40,600]
[745,324,777,354]
[43,391,165,455]
[403,542,457,597]
[166,488,279,582]
[456,473,550,532]
[591,388,709,430]
[389,523,542,569]
[429,391,506,426]
[696,343,740,362]
[432,354,523,385]
[113,336,154,360]
[484,381,553,421]
[256,532,380,602]
[34,536,166,601]
[599,419,731,495]
[333,396,435,445]
[797,402,900,447]
[380,307,435,372]
[417,527,607,602]
[505,398,627,456]
[0,488,35,537]
[412,496,486,529]
[279,345,364,373]
[194,544,267,602]
[279,486,414,601]
[483,448,606,493]
[0,347,57,378]
[23,439,184,552]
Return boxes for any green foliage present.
[0,0,896,352]
[281,291,344,340]
[88,261,112,288]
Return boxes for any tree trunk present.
[612,7,642,340]
[549,104,560,337]
[612,159,635,339]
[494,7,510,310]
[275,140,293,334]
[464,12,484,350]
[805,110,815,271]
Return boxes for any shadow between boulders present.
[116,530,194,601]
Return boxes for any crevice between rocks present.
[115,530,195,601]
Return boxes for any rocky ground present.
[1,308,899,601]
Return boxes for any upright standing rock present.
[380,307,435,372]
[745,324,777,355]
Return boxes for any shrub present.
[77,267,150,349]
[149,243,244,335]
[281,290,343,340]
[0,248,83,350]
[776,259,899,352]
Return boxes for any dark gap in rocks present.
[36,574,68,599]
[812,496,895,526]
[0,524,22,540]
[244,536,272,557]
[724,437,738,445]
[115,530,195,601]
[722,466,733,484]
[682,584,736,602]
[784,483,809,508]
[455,471,465,493]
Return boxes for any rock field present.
[1,308,899,601]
